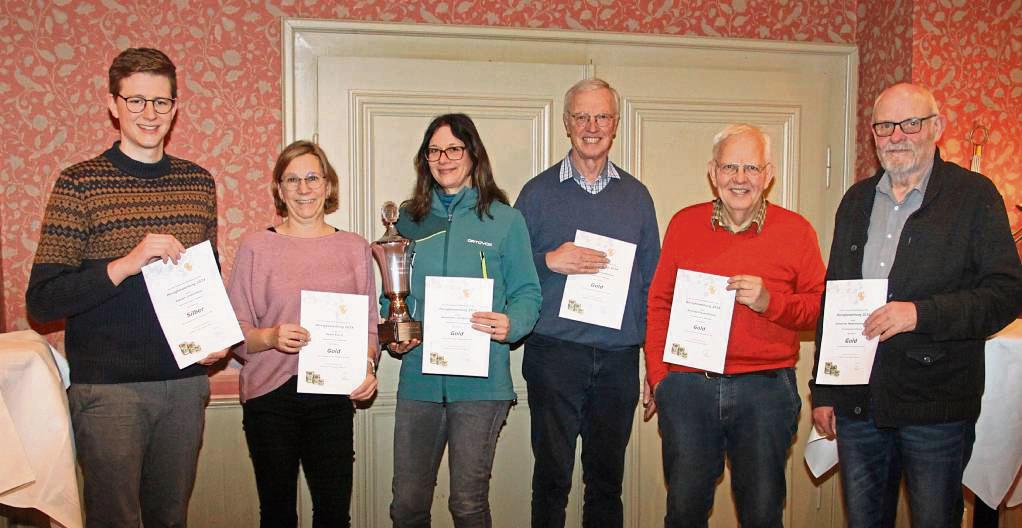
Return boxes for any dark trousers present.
[242,376,355,528]
[656,370,800,528]
[523,333,639,528]
[836,412,976,528]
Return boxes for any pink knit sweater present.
[227,229,379,402]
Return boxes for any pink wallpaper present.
[0,0,856,332]
[911,0,1022,234]
[854,0,914,178]
[3,1,1018,334]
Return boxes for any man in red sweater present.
[644,124,825,527]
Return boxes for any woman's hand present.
[349,365,378,402]
[471,311,511,342]
[271,323,310,353]
[386,339,421,355]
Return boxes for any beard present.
[876,143,934,182]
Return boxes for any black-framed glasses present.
[116,94,176,114]
[568,112,616,129]
[281,173,324,191]
[871,114,937,137]
[715,162,767,177]
[425,146,467,162]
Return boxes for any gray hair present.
[711,124,772,164]
[564,78,620,116]
[872,83,940,117]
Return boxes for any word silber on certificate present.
[815,279,888,385]
[298,291,370,395]
[558,230,637,330]
[663,269,735,374]
[141,240,243,369]
[423,276,493,377]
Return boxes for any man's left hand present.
[863,301,917,341]
[727,275,770,313]
[197,347,230,366]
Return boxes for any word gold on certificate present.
[423,276,493,377]
[141,240,244,368]
[558,230,637,330]
[815,279,887,385]
[663,269,736,374]
[298,291,370,395]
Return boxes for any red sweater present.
[645,202,825,387]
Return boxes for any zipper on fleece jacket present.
[439,193,465,403]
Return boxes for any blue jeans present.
[655,369,800,528]
[836,413,976,528]
[68,375,209,528]
[522,333,639,528]
[242,376,354,528]
[390,399,512,528]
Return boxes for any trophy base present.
[379,320,422,345]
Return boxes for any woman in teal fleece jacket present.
[385,113,541,527]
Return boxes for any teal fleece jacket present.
[384,187,541,402]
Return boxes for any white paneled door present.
[284,20,855,528]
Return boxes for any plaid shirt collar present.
[558,152,620,195]
[711,198,768,234]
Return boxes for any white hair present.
[563,78,620,116]
[711,124,772,163]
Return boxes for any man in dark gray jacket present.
[810,82,1022,528]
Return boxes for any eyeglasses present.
[715,162,767,177]
[116,94,176,115]
[568,113,616,129]
[871,115,937,137]
[281,173,324,190]
[425,146,467,162]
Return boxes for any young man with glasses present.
[811,83,1022,527]
[27,47,225,527]
[514,78,660,528]
[644,123,826,527]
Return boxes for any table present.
[964,319,1022,508]
[0,330,82,528]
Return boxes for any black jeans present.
[242,376,354,528]
[523,333,639,528]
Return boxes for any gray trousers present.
[69,375,209,528]
[390,399,512,528]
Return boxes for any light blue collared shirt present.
[559,152,620,195]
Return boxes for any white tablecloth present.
[805,319,1022,508]
[0,330,82,528]
[963,318,1022,507]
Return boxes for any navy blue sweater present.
[514,161,660,350]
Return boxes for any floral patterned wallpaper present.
[911,0,1022,237]
[0,0,857,332]
[3,0,1019,334]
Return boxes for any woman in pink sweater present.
[227,140,379,528]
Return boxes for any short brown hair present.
[271,140,340,217]
[108,48,177,98]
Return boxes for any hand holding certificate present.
[663,269,736,373]
[423,276,494,377]
[815,279,888,385]
[297,291,370,395]
[141,240,244,369]
[558,230,637,330]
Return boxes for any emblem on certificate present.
[371,201,423,344]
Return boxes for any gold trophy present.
[371,202,422,344]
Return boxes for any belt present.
[701,369,778,379]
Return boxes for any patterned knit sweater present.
[26,143,218,384]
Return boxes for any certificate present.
[297,291,369,395]
[141,240,243,369]
[662,269,736,373]
[558,230,637,330]
[814,279,888,385]
[423,276,494,377]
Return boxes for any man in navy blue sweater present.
[515,78,660,528]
